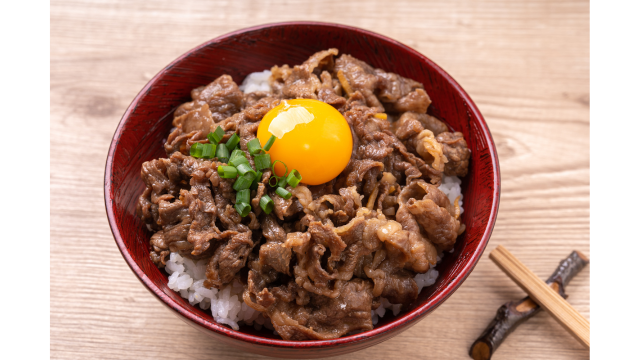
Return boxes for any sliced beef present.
[374,69,423,103]
[192,75,244,122]
[258,215,292,275]
[437,131,471,177]
[334,54,383,111]
[271,49,338,100]
[394,111,425,140]
[317,71,346,110]
[393,88,431,114]
[204,231,254,288]
[265,278,374,340]
[172,103,215,135]
[399,180,462,251]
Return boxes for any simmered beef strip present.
[392,88,431,114]
[173,103,215,135]
[192,74,244,122]
[437,131,471,177]
[204,231,254,288]
[334,54,384,111]
[260,278,374,340]
[173,74,244,122]
[258,216,291,275]
[399,180,462,251]
[374,69,423,103]
[270,48,338,100]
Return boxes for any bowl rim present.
[104,21,501,349]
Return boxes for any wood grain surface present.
[50,1,590,359]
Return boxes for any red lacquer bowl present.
[105,22,500,358]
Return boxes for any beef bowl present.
[104,22,500,358]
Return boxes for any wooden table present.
[51,1,589,359]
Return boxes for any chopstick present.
[489,245,590,349]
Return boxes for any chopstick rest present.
[489,245,590,349]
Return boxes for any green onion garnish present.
[235,163,252,175]
[250,170,263,190]
[225,133,240,152]
[230,155,250,168]
[246,138,263,155]
[208,126,225,144]
[271,160,288,179]
[201,143,216,159]
[236,189,250,204]
[277,176,287,188]
[246,170,258,182]
[264,135,276,151]
[259,195,274,214]
[233,174,254,191]
[276,187,292,200]
[268,176,279,187]
[190,142,204,158]
[216,143,229,163]
[229,149,245,162]
[253,154,271,171]
[286,169,302,187]
[234,202,251,217]
[217,165,237,179]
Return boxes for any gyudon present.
[137,49,471,339]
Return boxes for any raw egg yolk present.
[257,99,353,185]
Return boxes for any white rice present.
[164,253,272,331]
[238,70,272,93]
[166,72,466,331]
[438,175,464,215]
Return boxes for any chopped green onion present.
[201,143,216,159]
[271,160,288,179]
[245,170,257,182]
[234,202,251,217]
[217,166,237,179]
[263,135,276,151]
[236,163,252,175]
[216,143,229,163]
[286,169,302,187]
[229,149,245,162]
[236,164,257,182]
[225,133,240,152]
[246,138,263,155]
[259,195,274,214]
[208,126,225,144]
[253,154,271,171]
[277,176,288,188]
[230,155,250,168]
[250,170,263,191]
[190,142,204,158]
[233,174,254,191]
[276,187,292,200]
[236,189,250,204]
[268,176,279,187]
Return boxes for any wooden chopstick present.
[489,245,590,349]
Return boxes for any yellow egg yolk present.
[257,99,353,186]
